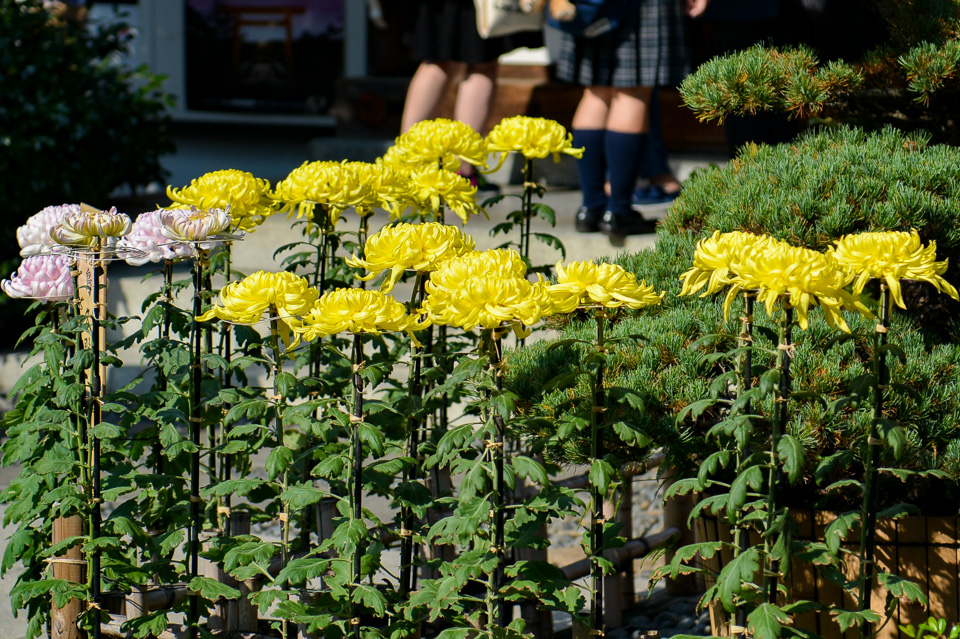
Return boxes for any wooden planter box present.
[694,510,958,639]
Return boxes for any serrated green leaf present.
[188,576,240,601]
[748,602,790,639]
[266,446,293,482]
[777,434,804,484]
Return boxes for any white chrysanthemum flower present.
[159,206,233,243]
[18,204,79,256]
[51,206,132,247]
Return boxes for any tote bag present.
[475,0,546,39]
[547,0,639,38]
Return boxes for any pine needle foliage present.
[507,127,960,504]
[680,0,960,137]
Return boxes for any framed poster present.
[184,0,344,114]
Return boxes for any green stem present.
[351,333,365,639]
[219,246,234,528]
[491,332,506,628]
[765,303,793,605]
[590,310,607,634]
[522,159,534,264]
[858,284,890,635]
[736,291,755,627]
[188,252,205,639]
[269,315,292,639]
[89,245,103,639]
[400,274,426,596]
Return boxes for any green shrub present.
[507,126,960,502]
[679,1,960,142]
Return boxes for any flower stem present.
[857,283,890,634]
[765,303,793,605]
[219,246,234,526]
[88,248,104,639]
[269,315,292,639]
[522,159,534,263]
[400,274,426,596]
[188,253,205,639]
[591,309,607,634]
[492,332,506,628]
[351,333,365,639]
[736,291,755,627]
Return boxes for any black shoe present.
[599,210,657,236]
[575,206,603,233]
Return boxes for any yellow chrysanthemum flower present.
[167,169,275,233]
[50,205,132,246]
[270,160,341,223]
[290,288,424,342]
[830,229,959,309]
[426,248,527,299]
[549,260,664,313]
[731,242,867,332]
[425,274,552,331]
[346,222,476,293]
[485,116,584,170]
[679,231,778,297]
[407,165,484,224]
[271,160,411,225]
[197,270,318,325]
[381,118,488,171]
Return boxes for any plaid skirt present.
[554,0,691,87]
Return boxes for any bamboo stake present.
[51,515,85,639]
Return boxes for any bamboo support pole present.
[51,515,85,639]
[229,512,258,633]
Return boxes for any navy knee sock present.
[605,131,648,215]
[572,129,607,211]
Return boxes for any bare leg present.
[572,87,614,130]
[455,61,498,175]
[401,60,462,133]
[606,87,651,133]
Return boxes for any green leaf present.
[589,458,617,499]
[727,464,763,520]
[511,455,549,485]
[877,418,907,459]
[698,450,732,485]
[677,398,717,424]
[777,434,805,484]
[352,584,388,617]
[91,421,123,439]
[815,449,855,485]
[612,421,652,448]
[204,478,266,498]
[877,503,920,519]
[759,368,781,397]
[188,576,241,601]
[280,484,326,510]
[718,547,760,609]
[877,573,927,605]
[266,446,293,482]
[824,510,860,555]
[124,610,170,639]
[832,608,882,632]
[748,602,790,639]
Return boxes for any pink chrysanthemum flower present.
[1,255,75,302]
[118,210,196,266]
[17,204,79,256]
